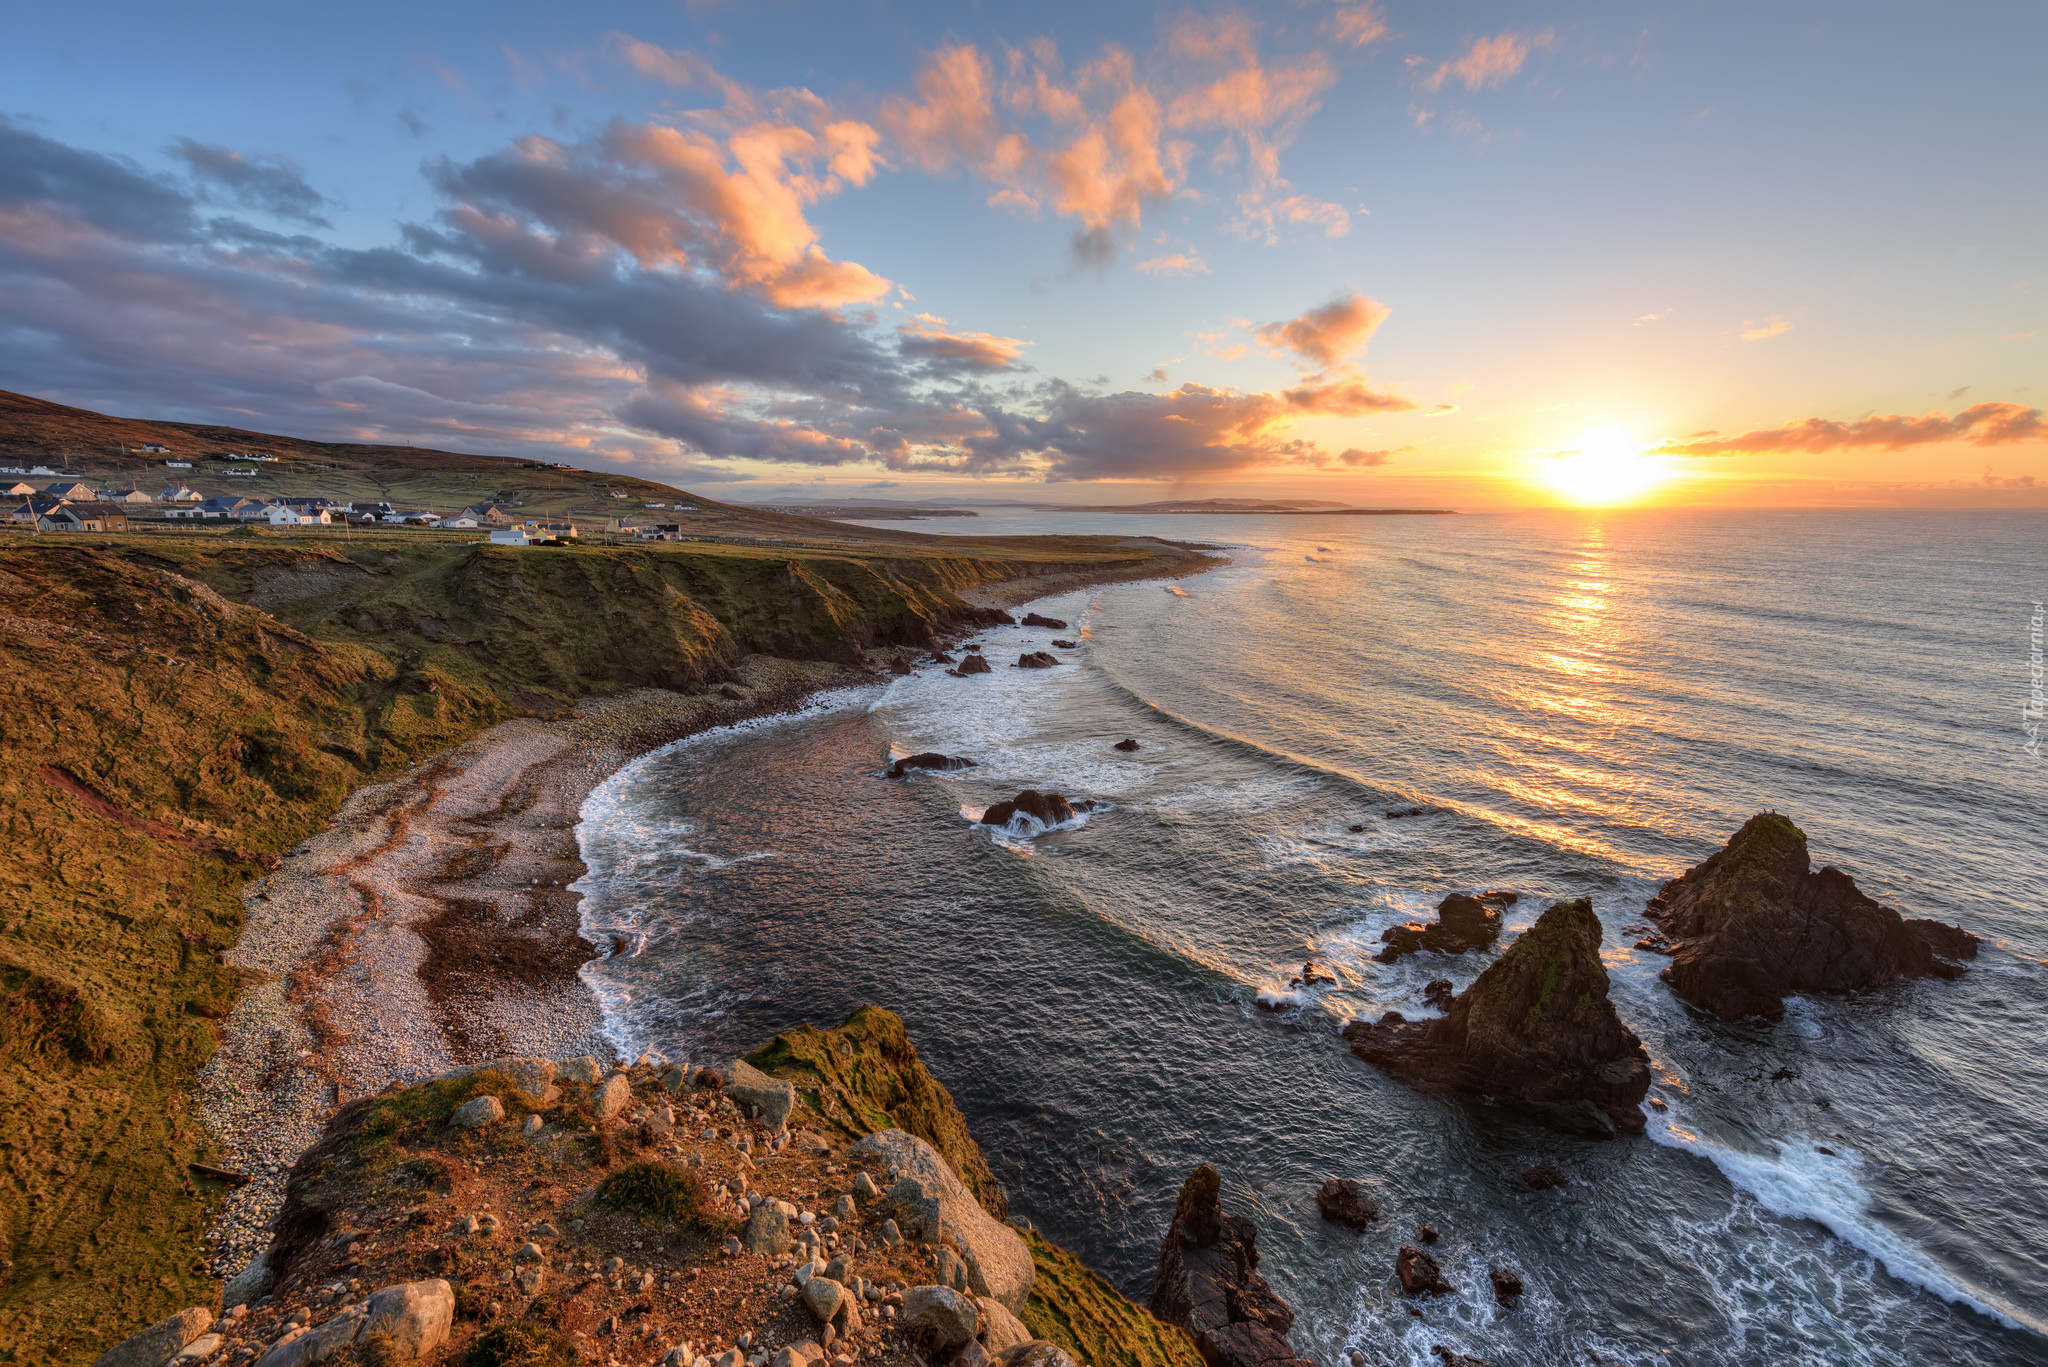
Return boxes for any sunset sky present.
[2,1,2043,507]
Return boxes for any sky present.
[1,0,2044,508]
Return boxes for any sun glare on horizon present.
[1540,426,1671,506]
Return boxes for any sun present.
[1540,426,1670,506]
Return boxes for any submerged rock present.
[1519,1163,1570,1190]
[1015,651,1062,669]
[1489,1267,1524,1305]
[1422,979,1453,1011]
[1645,813,1978,1021]
[1021,612,1068,629]
[1150,1165,1311,1367]
[1113,738,1141,752]
[1377,893,1504,962]
[1343,899,1652,1138]
[887,752,978,779]
[1315,1177,1381,1230]
[979,791,1095,829]
[1051,639,1079,649]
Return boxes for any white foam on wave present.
[1648,1104,2043,1335]
[958,802,1105,851]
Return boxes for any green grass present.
[593,1162,722,1232]
[460,1323,583,1367]
[1020,1228,1204,1367]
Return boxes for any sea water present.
[573,508,2048,1367]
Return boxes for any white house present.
[157,486,201,502]
[138,443,169,454]
[488,527,536,546]
[164,460,193,470]
[99,488,154,504]
[29,466,55,476]
[223,468,260,478]
[266,504,332,527]
[441,514,480,528]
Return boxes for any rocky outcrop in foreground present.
[1643,813,1978,1021]
[1149,1165,1311,1367]
[1344,899,1651,1138]
[1376,892,1511,962]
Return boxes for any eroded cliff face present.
[1643,813,1978,1022]
[1344,899,1651,1139]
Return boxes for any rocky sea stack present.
[887,752,978,779]
[1644,813,1978,1022]
[1343,898,1651,1138]
[1149,1165,1311,1367]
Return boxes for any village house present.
[463,501,517,524]
[98,488,154,504]
[630,523,685,541]
[8,497,66,526]
[137,443,169,454]
[523,520,576,539]
[169,495,265,520]
[440,513,480,528]
[265,504,331,527]
[28,466,56,476]
[157,486,201,502]
[3,481,37,498]
[42,480,95,501]
[39,503,128,532]
[163,459,193,469]
[487,526,536,546]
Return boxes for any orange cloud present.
[1255,293,1391,367]
[1329,4,1391,47]
[1135,251,1210,276]
[1283,376,1414,415]
[896,314,1031,369]
[880,42,1004,174]
[1662,402,2045,455]
[1419,30,1556,93]
[1741,314,1793,342]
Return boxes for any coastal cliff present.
[92,1006,1203,1367]
[0,530,1217,1364]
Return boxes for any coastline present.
[198,544,1228,1290]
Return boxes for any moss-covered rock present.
[744,1004,1006,1218]
[1021,1228,1204,1367]
[1344,899,1651,1138]
[1646,812,1978,1021]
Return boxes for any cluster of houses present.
[1,479,594,540]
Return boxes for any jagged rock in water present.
[1343,899,1651,1138]
[1315,1177,1380,1230]
[979,791,1095,829]
[887,752,978,779]
[1489,1267,1524,1305]
[1396,1244,1452,1296]
[952,654,992,676]
[1114,738,1140,752]
[889,652,917,675]
[1472,890,1518,907]
[1377,893,1503,963]
[1016,651,1062,669]
[1645,813,1978,1021]
[1422,979,1453,1011]
[1150,1165,1311,1367]
[1431,1348,1500,1367]
[1021,612,1068,629]
[1051,639,1079,649]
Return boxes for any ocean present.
[570,508,2048,1367]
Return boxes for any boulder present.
[852,1131,1033,1310]
[591,1074,631,1124]
[1343,899,1651,1138]
[223,1253,273,1308]
[93,1308,213,1367]
[1421,979,1453,1011]
[1489,1267,1524,1305]
[556,1055,603,1084]
[727,1059,797,1132]
[450,1095,504,1131]
[887,752,979,779]
[977,1298,1034,1354]
[172,1335,221,1363]
[1314,1177,1380,1230]
[997,1346,1082,1367]
[803,1276,847,1325]
[743,1199,795,1255]
[1644,813,1978,1021]
[979,791,1093,829]
[1015,652,1062,669]
[1113,738,1140,752]
[900,1285,980,1351]
[1396,1245,1452,1296]
[1376,894,1502,963]
[953,655,993,676]
[478,1056,554,1101]
[251,1280,451,1367]
[889,653,917,676]
[1021,613,1068,629]
[1150,1165,1302,1363]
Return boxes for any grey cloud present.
[170,139,333,226]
